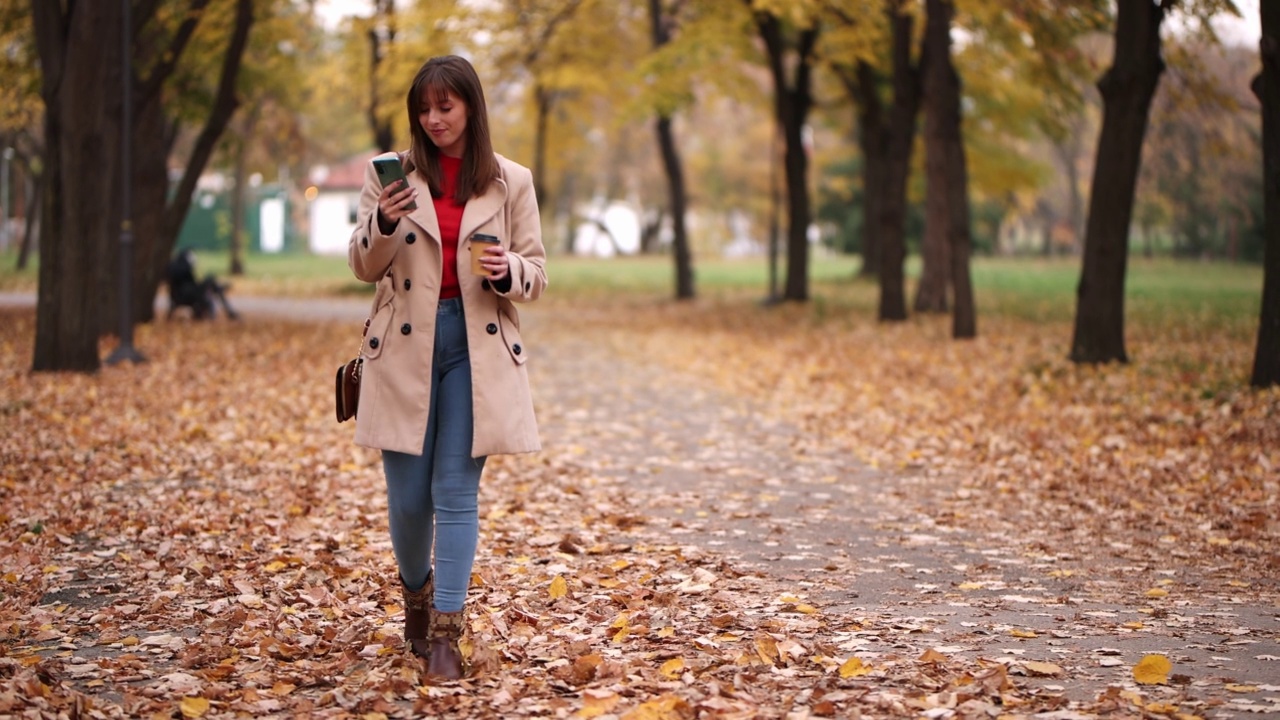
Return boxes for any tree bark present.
[130,0,254,325]
[649,0,694,300]
[229,105,261,277]
[754,11,817,303]
[1070,0,1166,364]
[850,61,887,279]
[930,0,976,338]
[367,0,395,153]
[30,1,123,372]
[16,165,40,271]
[878,0,921,322]
[1252,8,1280,387]
[916,0,952,314]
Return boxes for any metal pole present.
[107,0,145,365]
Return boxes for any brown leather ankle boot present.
[425,608,466,680]
[401,576,433,659]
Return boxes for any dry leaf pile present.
[1,295,1278,719]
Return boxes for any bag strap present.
[357,318,371,357]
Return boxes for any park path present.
[4,291,1278,714]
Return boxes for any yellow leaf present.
[1048,570,1075,578]
[839,657,871,678]
[1123,622,1145,630]
[656,626,675,638]
[1133,654,1172,685]
[611,559,632,571]
[620,694,689,720]
[264,561,287,573]
[919,648,949,663]
[179,697,210,718]
[957,582,984,590]
[270,682,295,696]
[1146,702,1179,714]
[794,603,818,614]
[1145,588,1169,598]
[755,635,778,664]
[549,575,568,600]
[1010,629,1038,638]
[612,625,630,643]
[1022,661,1064,676]
[659,658,684,679]
[578,690,619,718]
[120,636,139,646]
[1225,684,1259,693]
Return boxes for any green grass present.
[0,249,1263,332]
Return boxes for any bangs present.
[419,81,455,108]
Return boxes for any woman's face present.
[419,87,469,158]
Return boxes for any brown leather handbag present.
[335,318,371,423]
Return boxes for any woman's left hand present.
[481,245,510,281]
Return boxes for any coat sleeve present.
[493,163,547,303]
[348,157,400,282]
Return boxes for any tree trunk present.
[229,106,261,277]
[852,61,887,279]
[16,167,40,271]
[30,0,124,372]
[930,0,976,338]
[131,0,254,325]
[878,0,921,322]
[1071,0,1166,364]
[367,0,395,153]
[916,0,952,314]
[755,11,817,302]
[649,0,694,300]
[1251,8,1280,388]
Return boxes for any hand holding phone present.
[373,156,418,212]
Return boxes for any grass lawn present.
[0,249,1264,334]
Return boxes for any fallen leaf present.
[549,575,568,600]
[839,657,871,678]
[179,697,210,719]
[1133,654,1172,685]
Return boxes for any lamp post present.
[106,0,144,365]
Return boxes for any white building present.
[308,152,376,255]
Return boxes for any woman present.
[347,55,546,680]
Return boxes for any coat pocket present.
[497,308,527,365]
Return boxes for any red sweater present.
[435,154,464,299]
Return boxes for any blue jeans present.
[382,298,486,613]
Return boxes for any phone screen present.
[373,157,418,211]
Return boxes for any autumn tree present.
[30,1,124,371]
[1070,0,1239,364]
[647,0,694,299]
[1253,3,1280,388]
[364,0,396,153]
[0,0,42,271]
[748,1,819,302]
[120,0,255,330]
[918,0,974,335]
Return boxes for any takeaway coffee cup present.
[470,234,500,276]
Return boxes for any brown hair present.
[404,55,499,204]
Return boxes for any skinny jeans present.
[382,297,485,613]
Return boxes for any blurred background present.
[0,0,1263,270]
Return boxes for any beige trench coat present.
[348,152,546,457]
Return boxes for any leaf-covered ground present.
[1,295,1277,719]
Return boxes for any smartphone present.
[372,156,418,211]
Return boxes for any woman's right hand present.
[377,179,418,231]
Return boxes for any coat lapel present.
[404,172,441,243]
[458,175,508,244]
